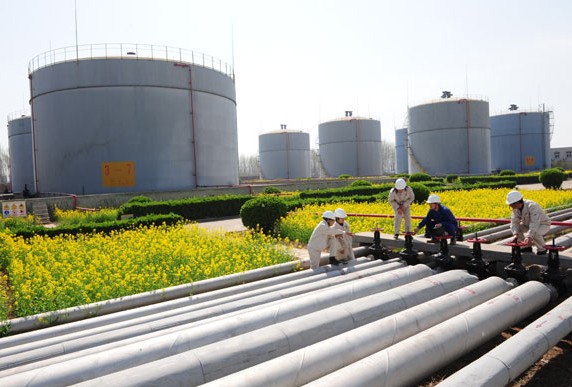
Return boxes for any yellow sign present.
[2,200,27,218]
[525,156,535,167]
[102,161,136,187]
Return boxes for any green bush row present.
[298,184,393,199]
[12,213,184,239]
[118,195,252,220]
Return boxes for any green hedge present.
[118,195,252,220]
[298,184,393,199]
[13,213,184,239]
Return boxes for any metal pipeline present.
[64,270,480,386]
[0,258,401,374]
[438,292,572,386]
[304,281,552,387]
[190,277,513,387]
[0,265,432,385]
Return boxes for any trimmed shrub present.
[263,186,281,194]
[408,183,430,204]
[350,179,373,187]
[338,174,352,179]
[240,196,288,234]
[445,174,458,183]
[409,172,433,182]
[539,168,565,189]
[127,195,153,204]
[499,170,516,176]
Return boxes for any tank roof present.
[28,43,233,79]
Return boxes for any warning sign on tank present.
[102,161,136,187]
[525,156,535,167]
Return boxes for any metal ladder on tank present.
[405,138,427,173]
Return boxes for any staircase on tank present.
[31,202,51,224]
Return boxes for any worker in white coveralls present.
[506,190,551,255]
[389,178,415,240]
[328,208,355,265]
[307,211,346,272]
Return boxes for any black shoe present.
[536,249,547,256]
[520,247,533,253]
[424,234,431,239]
[394,234,399,240]
[329,256,339,265]
[450,238,456,245]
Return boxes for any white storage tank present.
[259,129,311,179]
[318,113,382,177]
[28,43,238,195]
[490,110,551,173]
[408,98,491,175]
[395,128,408,174]
[7,114,35,194]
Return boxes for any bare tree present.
[381,140,396,175]
[0,145,10,185]
[239,154,260,178]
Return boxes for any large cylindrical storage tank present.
[28,44,238,195]
[259,130,311,179]
[395,128,408,174]
[490,111,551,172]
[408,98,491,175]
[7,114,35,194]
[318,116,382,177]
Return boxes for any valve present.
[368,227,389,260]
[542,239,567,287]
[504,240,528,283]
[466,234,490,279]
[432,234,455,271]
[399,232,420,265]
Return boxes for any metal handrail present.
[28,43,234,79]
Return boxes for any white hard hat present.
[506,190,523,205]
[322,210,336,220]
[395,178,406,190]
[334,208,347,218]
[427,194,441,204]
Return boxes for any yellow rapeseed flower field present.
[1,224,294,318]
[278,188,572,242]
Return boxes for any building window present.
[567,151,572,158]
[554,152,560,159]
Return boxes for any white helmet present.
[334,208,347,218]
[506,190,523,205]
[426,194,441,204]
[322,210,336,220]
[395,178,407,190]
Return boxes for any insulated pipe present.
[305,281,552,387]
[199,276,513,387]
[0,259,395,376]
[0,256,370,349]
[0,260,405,373]
[438,293,572,386]
[0,258,393,362]
[77,270,481,386]
[0,265,433,385]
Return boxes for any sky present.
[1,0,571,157]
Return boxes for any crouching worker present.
[307,211,345,271]
[413,194,458,245]
[506,190,550,255]
[329,208,355,265]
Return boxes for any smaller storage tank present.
[7,114,35,194]
[490,110,552,172]
[259,130,311,179]
[408,98,491,175]
[395,128,408,174]
[318,113,382,177]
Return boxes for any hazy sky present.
[1,0,571,157]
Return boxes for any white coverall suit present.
[389,186,415,235]
[307,220,344,269]
[511,199,551,251]
[330,220,355,262]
